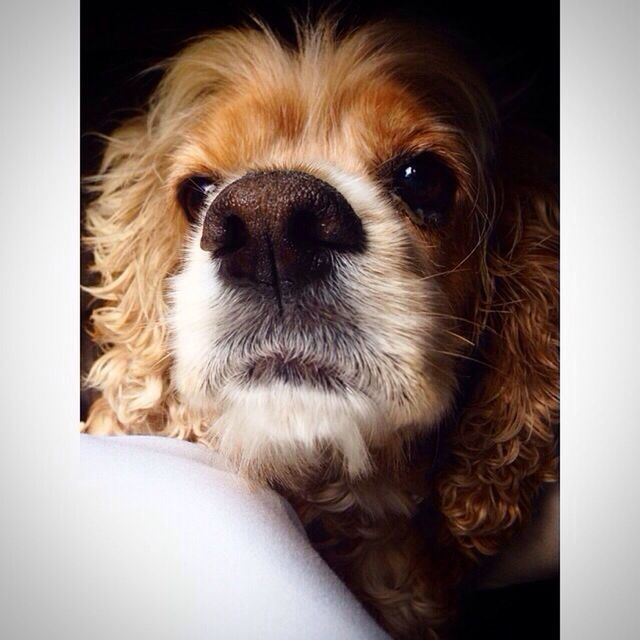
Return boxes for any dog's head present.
[84,21,557,501]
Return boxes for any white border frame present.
[1,1,640,638]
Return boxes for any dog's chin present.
[209,380,382,485]
[195,364,453,488]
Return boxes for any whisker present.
[443,329,475,347]
[489,298,526,308]
[432,349,504,375]
[424,312,498,336]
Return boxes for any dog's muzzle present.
[200,170,366,299]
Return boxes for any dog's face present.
[163,25,495,481]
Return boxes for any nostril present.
[201,213,249,256]
[220,214,248,255]
[286,204,365,253]
[287,208,319,249]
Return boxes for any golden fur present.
[82,19,558,639]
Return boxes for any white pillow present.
[78,434,389,640]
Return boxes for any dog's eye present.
[177,174,218,224]
[391,153,456,227]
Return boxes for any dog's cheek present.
[168,238,224,407]
[317,167,459,427]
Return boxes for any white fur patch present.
[215,382,380,477]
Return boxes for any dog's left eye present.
[390,153,456,227]
[177,174,218,224]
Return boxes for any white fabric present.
[79,434,389,640]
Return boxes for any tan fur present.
[82,19,558,639]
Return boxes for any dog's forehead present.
[184,63,434,174]
[166,25,493,187]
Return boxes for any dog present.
[82,18,558,639]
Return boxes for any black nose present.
[200,170,365,297]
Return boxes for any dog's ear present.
[82,108,186,434]
[436,132,559,557]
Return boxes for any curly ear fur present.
[82,110,186,436]
[436,133,559,558]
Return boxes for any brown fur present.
[82,20,558,639]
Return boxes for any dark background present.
[81,2,559,638]
[82,0,559,174]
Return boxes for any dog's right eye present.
[177,174,218,224]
